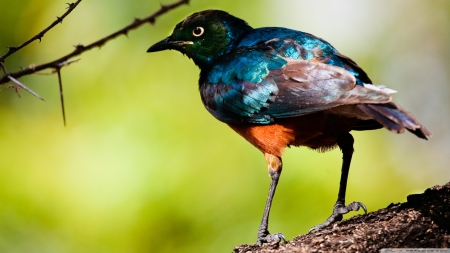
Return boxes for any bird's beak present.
[147,37,193,53]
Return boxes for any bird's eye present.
[192,27,204,37]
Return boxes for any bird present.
[146,10,431,246]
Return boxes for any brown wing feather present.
[265,60,393,118]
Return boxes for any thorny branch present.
[0,0,82,100]
[0,0,189,125]
[0,1,82,63]
[0,0,189,86]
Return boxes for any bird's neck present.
[192,23,253,69]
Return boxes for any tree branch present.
[0,1,82,63]
[0,0,190,86]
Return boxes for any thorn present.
[37,33,44,42]
[56,69,67,126]
[97,42,105,49]
[7,75,45,101]
[0,62,7,75]
[66,2,74,9]
[57,16,63,24]
[74,44,85,51]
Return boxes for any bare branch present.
[0,1,82,63]
[0,0,190,85]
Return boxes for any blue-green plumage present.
[147,10,431,246]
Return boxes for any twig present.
[0,0,190,85]
[0,1,82,63]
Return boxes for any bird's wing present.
[201,50,393,124]
[264,59,393,118]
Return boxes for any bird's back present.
[236,27,372,85]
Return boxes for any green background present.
[0,0,449,252]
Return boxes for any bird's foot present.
[256,230,287,246]
[308,201,367,233]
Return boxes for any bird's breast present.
[227,111,359,156]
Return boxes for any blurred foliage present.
[0,0,449,252]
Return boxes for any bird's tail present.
[357,102,432,140]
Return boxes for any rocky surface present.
[234,182,450,253]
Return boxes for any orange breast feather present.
[227,112,358,156]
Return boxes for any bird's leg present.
[256,154,287,246]
[308,133,367,233]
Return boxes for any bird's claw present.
[308,201,367,233]
[256,231,287,246]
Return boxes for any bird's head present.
[147,10,252,68]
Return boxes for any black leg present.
[308,133,367,233]
[256,154,287,246]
